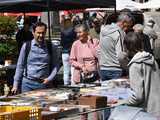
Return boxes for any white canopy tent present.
[116,0,141,11]
[85,8,114,11]
[86,0,141,11]
[139,0,160,9]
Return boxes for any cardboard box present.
[79,96,107,109]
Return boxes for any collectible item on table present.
[68,83,97,88]
[0,88,73,106]
[101,78,130,88]
[79,78,132,106]
[42,104,83,120]
[79,95,107,108]
[48,104,80,112]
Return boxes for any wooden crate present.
[0,106,41,120]
[79,96,107,109]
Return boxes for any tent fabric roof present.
[116,0,141,11]
[0,0,116,12]
[139,0,160,9]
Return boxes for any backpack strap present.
[24,41,31,77]
[46,41,52,73]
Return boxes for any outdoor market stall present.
[0,0,118,119]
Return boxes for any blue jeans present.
[62,53,71,85]
[100,70,122,81]
[21,77,47,92]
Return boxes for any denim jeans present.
[21,77,47,92]
[62,53,71,85]
[100,69,122,81]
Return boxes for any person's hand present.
[42,78,49,84]
[82,66,88,74]
[11,86,18,95]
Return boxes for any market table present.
[0,78,131,120]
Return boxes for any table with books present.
[0,78,131,120]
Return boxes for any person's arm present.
[45,44,62,82]
[126,63,144,106]
[116,33,129,69]
[87,38,99,59]
[70,42,83,69]
[45,63,60,82]
[150,29,158,40]
[13,43,26,89]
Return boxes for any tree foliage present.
[0,16,17,36]
[0,16,18,60]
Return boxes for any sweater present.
[70,36,99,83]
[126,51,160,117]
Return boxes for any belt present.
[23,76,44,83]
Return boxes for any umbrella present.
[0,0,116,12]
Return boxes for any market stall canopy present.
[86,0,141,12]
[2,12,42,16]
[116,0,141,11]
[138,0,160,9]
[85,8,114,11]
[0,0,116,12]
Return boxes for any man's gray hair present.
[75,24,89,32]
[133,24,144,32]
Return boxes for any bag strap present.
[88,38,98,59]
[117,30,124,51]
[46,41,53,73]
[24,41,31,77]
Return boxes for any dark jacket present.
[61,27,76,53]
[139,33,153,54]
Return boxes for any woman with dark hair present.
[124,32,160,118]
[124,32,144,58]
[89,18,101,39]
[103,13,118,25]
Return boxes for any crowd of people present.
[10,9,160,118]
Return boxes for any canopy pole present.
[47,0,51,41]
[114,4,116,14]
[23,12,26,21]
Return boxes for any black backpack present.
[24,41,52,76]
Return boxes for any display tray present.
[0,88,73,106]
[61,83,98,88]
[42,104,84,120]
[0,96,19,102]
